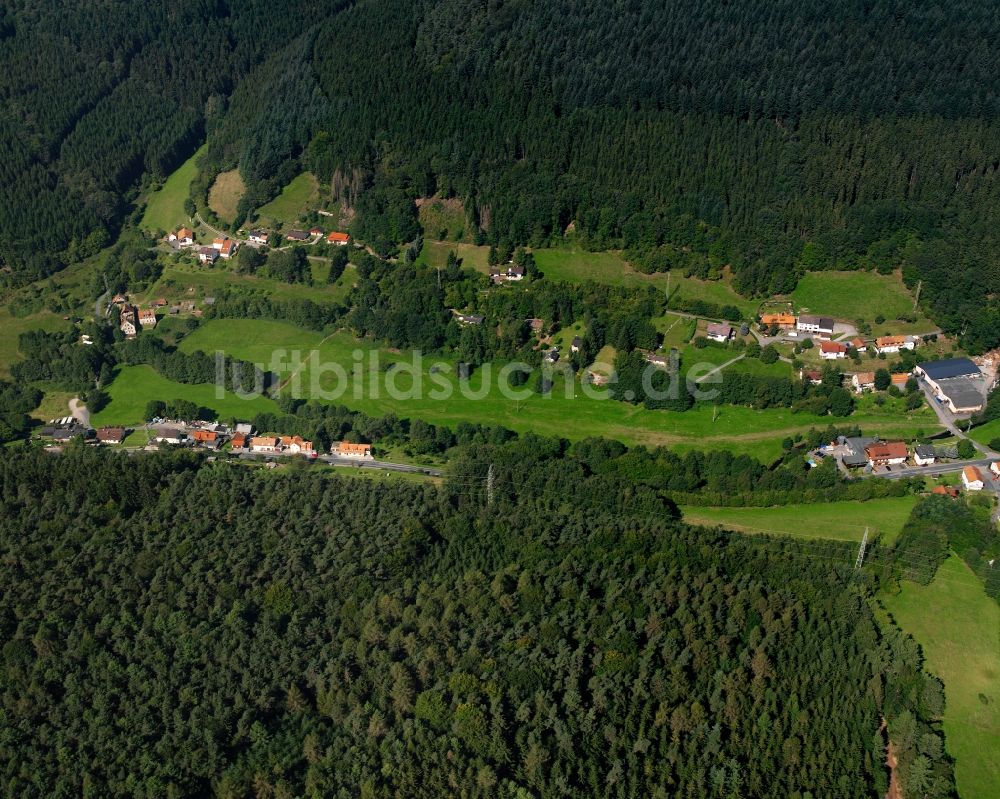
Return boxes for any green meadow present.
[79,318,937,458]
[254,172,319,226]
[141,145,204,233]
[91,364,278,426]
[883,556,1000,799]
[207,169,246,224]
[790,271,932,332]
[0,307,71,379]
[681,495,918,544]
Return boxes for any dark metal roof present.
[917,358,980,380]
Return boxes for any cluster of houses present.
[489,264,525,283]
[197,236,238,264]
[761,313,836,338]
[839,436,942,470]
[112,295,159,337]
[171,226,350,258]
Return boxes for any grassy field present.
[790,271,932,331]
[969,418,1000,448]
[254,172,319,226]
[883,556,1000,799]
[28,389,76,422]
[681,496,918,544]
[208,169,246,224]
[141,145,204,234]
[120,319,942,459]
[139,261,357,307]
[0,307,72,378]
[417,240,492,272]
[91,364,278,426]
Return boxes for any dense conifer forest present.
[4,1,1000,347]
[0,446,954,798]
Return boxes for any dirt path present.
[69,398,90,427]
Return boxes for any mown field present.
[681,495,918,544]
[208,169,246,224]
[884,556,1000,799]
[82,319,938,458]
[0,307,71,379]
[790,271,933,332]
[141,145,204,234]
[91,364,277,427]
[254,172,319,226]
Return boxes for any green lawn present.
[144,319,941,459]
[417,240,492,273]
[681,496,918,544]
[883,556,1000,799]
[0,307,72,378]
[969,418,1000,449]
[141,145,204,234]
[790,271,932,331]
[254,172,319,226]
[91,364,277,426]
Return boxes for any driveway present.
[69,398,90,427]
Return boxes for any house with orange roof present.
[819,340,848,360]
[851,337,867,352]
[230,432,248,450]
[891,372,910,388]
[327,231,350,245]
[334,441,373,459]
[191,430,221,449]
[250,436,280,454]
[138,308,157,329]
[169,227,194,245]
[212,237,237,258]
[280,435,315,456]
[962,465,985,491]
[864,441,908,467]
[760,313,796,329]
[875,335,915,355]
[851,372,876,393]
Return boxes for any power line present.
[855,527,869,570]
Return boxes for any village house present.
[851,337,867,352]
[168,227,195,246]
[797,315,835,338]
[819,340,848,360]
[571,336,583,353]
[197,246,219,264]
[335,441,373,459]
[644,353,670,368]
[326,231,350,245]
[587,370,610,386]
[230,432,248,450]
[962,465,985,491]
[875,335,916,355]
[991,461,1000,479]
[285,229,309,241]
[526,318,544,334]
[851,372,876,393]
[138,308,157,329]
[455,313,484,325]
[799,369,823,385]
[153,427,186,445]
[119,306,139,337]
[865,441,908,468]
[280,435,316,456]
[212,237,236,259]
[932,485,960,498]
[191,430,221,449]
[309,227,323,237]
[247,229,268,245]
[706,322,734,343]
[891,372,910,389]
[96,426,127,445]
[490,265,525,283]
[250,436,281,454]
[913,444,937,466]
[760,313,797,329]
[235,422,255,436]
[546,348,560,363]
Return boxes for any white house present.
[153,427,186,445]
[280,436,315,456]
[797,315,835,338]
[119,306,139,338]
[991,461,1000,479]
[248,230,269,245]
[851,372,876,393]
[335,441,373,459]
[875,335,916,355]
[962,465,985,491]
[138,308,157,329]
[706,322,734,343]
[198,246,219,264]
[250,436,281,454]
[169,227,194,245]
[913,445,936,466]
[819,340,848,360]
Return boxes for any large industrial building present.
[914,358,986,414]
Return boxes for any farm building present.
[915,358,985,413]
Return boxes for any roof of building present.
[192,430,218,442]
[198,246,218,256]
[865,441,908,461]
[327,231,349,243]
[96,426,126,442]
[176,227,194,239]
[851,337,867,348]
[914,444,936,458]
[891,372,909,385]
[286,230,308,240]
[309,227,323,235]
[251,436,279,447]
[138,308,156,319]
[963,465,984,483]
[761,313,796,325]
[819,340,847,353]
[853,371,876,384]
[235,423,254,434]
[935,377,986,409]
[798,314,835,329]
[841,436,879,466]
[917,357,981,380]
[154,427,185,440]
[249,229,268,238]
[336,441,372,454]
[572,336,583,347]
[230,432,247,448]
[280,435,313,449]
[876,335,907,347]
[706,322,733,337]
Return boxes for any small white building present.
[198,246,219,264]
[797,315,835,338]
[335,441,373,459]
[819,340,848,360]
[875,335,916,355]
[851,372,876,393]
[250,436,280,454]
[962,465,985,491]
[706,322,734,343]
[913,445,936,466]
[248,230,269,245]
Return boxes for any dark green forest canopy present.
[0,446,939,798]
